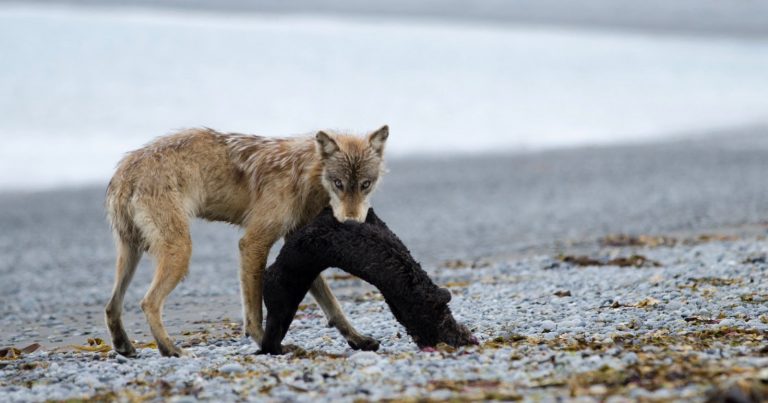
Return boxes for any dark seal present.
[259,208,477,354]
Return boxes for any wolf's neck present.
[231,135,329,216]
[227,135,314,184]
[297,156,331,219]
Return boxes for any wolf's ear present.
[316,131,339,159]
[368,125,389,157]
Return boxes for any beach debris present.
[443,280,470,288]
[69,338,111,353]
[558,254,660,268]
[135,341,158,349]
[634,297,661,308]
[742,255,768,265]
[740,293,768,304]
[441,259,492,269]
[601,234,677,247]
[605,297,661,309]
[2,348,19,360]
[0,343,41,360]
[684,316,720,325]
[679,277,743,290]
[601,233,739,248]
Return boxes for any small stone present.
[589,384,608,395]
[348,351,380,366]
[219,363,245,374]
[362,365,383,375]
[540,320,556,332]
[718,318,735,327]
[622,352,639,365]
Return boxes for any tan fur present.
[105,126,388,357]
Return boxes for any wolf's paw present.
[245,325,264,345]
[114,344,137,358]
[348,335,380,352]
[158,343,184,358]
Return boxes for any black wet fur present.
[259,208,476,355]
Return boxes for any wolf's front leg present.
[239,225,280,346]
[310,276,380,351]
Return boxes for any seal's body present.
[260,208,476,354]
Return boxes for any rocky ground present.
[2,133,768,401]
[2,228,768,402]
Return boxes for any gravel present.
[2,135,768,400]
[2,234,767,401]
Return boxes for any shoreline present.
[7,0,768,39]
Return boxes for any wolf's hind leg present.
[141,237,191,357]
[137,202,193,358]
[310,275,380,351]
[105,239,143,357]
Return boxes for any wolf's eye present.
[361,180,371,190]
[333,179,343,190]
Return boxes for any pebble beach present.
[2,228,768,401]
[1,0,768,397]
[2,132,768,401]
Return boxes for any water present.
[1,4,768,190]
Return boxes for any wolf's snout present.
[345,215,364,222]
[338,209,366,223]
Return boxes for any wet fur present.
[259,208,476,354]
[104,126,388,357]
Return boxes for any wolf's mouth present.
[330,207,366,223]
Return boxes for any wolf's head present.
[315,126,388,223]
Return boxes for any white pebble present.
[219,363,245,374]
[348,351,381,366]
[540,320,557,332]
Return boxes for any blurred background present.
[1,0,768,189]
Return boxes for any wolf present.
[104,126,389,357]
